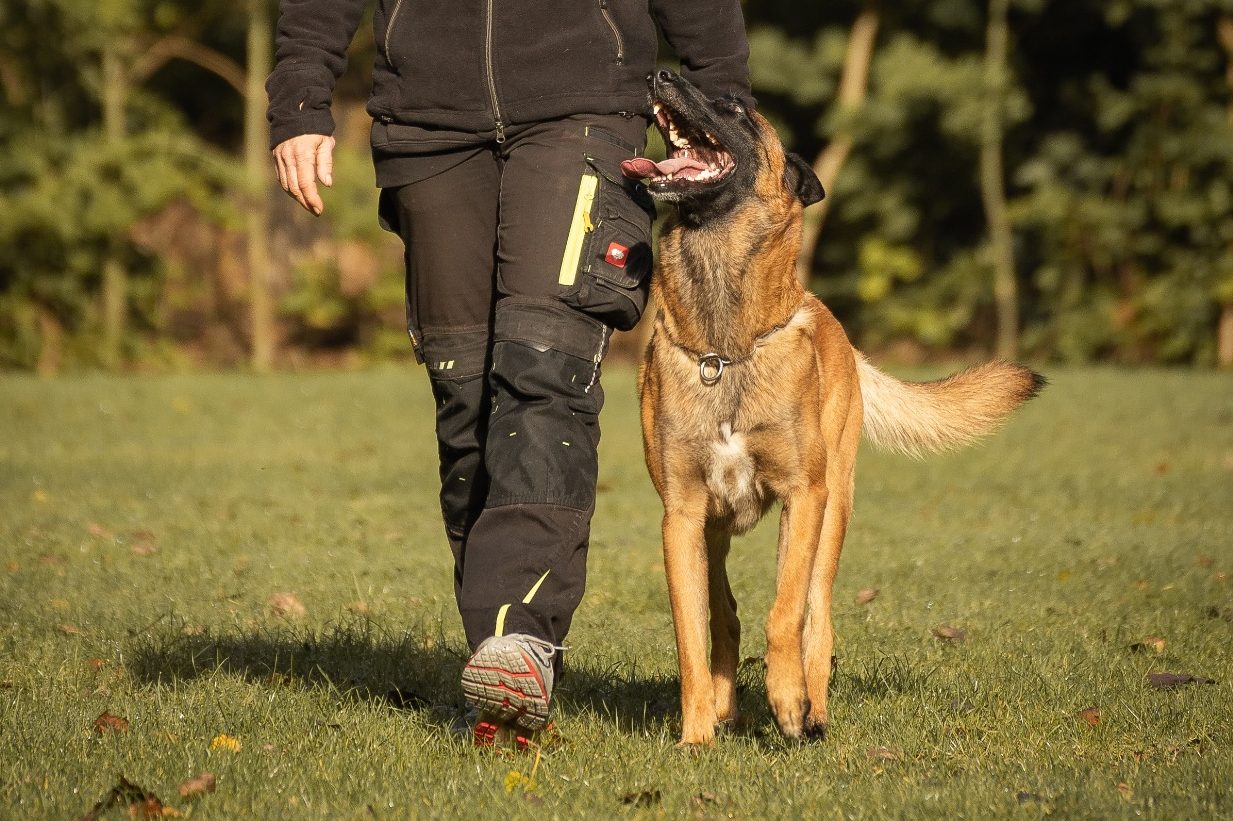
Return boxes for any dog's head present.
[621,70,824,218]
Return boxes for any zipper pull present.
[494,120,506,144]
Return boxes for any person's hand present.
[272,134,335,215]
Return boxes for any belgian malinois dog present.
[622,71,1043,746]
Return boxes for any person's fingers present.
[284,152,307,210]
[273,150,288,192]
[294,150,323,214]
[316,137,334,188]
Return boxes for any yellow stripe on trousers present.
[494,569,552,637]
[557,174,598,287]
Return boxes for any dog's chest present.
[708,420,757,506]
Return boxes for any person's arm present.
[266,0,368,214]
[649,0,755,109]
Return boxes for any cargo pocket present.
[557,157,655,331]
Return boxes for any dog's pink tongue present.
[620,156,709,180]
[621,157,661,179]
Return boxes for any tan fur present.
[639,111,1041,746]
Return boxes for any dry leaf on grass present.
[93,711,130,734]
[57,624,81,636]
[129,529,158,556]
[1146,672,1216,689]
[268,592,306,619]
[620,790,662,807]
[87,658,107,670]
[866,746,902,761]
[1077,707,1101,726]
[1206,606,1233,623]
[1129,636,1166,653]
[76,775,176,820]
[1117,782,1134,801]
[855,588,879,604]
[86,522,113,538]
[177,772,216,798]
[932,625,966,643]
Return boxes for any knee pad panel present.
[485,299,610,510]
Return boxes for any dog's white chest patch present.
[708,422,759,515]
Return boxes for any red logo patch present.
[604,242,630,268]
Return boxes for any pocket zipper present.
[558,173,600,286]
[384,0,406,67]
[598,1,624,65]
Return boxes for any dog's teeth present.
[653,102,665,115]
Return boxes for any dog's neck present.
[654,204,806,358]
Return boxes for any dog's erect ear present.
[783,152,825,207]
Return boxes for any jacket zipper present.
[384,0,406,68]
[598,1,624,64]
[484,0,506,142]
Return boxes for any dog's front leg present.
[766,483,826,738]
[663,504,716,746]
[705,524,740,726]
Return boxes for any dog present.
[621,70,1044,746]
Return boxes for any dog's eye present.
[716,98,745,116]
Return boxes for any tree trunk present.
[245,0,275,372]
[796,5,880,286]
[980,0,1019,360]
[1216,17,1233,367]
[100,45,128,370]
[36,307,63,378]
[1219,306,1233,367]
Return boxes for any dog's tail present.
[855,353,1045,457]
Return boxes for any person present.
[267,0,754,744]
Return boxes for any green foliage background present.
[3,0,1233,368]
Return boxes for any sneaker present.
[461,633,556,732]
[472,717,537,751]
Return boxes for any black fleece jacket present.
[266,0,753,148]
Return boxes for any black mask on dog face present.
[621,70,823,222]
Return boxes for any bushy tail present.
[856,353,1045,458]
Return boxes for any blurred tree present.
[245,0,275,372]
[0,0,236,372]
[4,0,1233,369]
[981,0,1018,359]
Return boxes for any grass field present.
[1,365,1231,818]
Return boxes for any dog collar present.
[658,304,805,387]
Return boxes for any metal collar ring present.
[698,353,732,386]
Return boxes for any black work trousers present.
[379,113,653,656]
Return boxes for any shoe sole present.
[472,719,533,751]
[461,643,550,731]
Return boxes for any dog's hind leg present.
[705,524,740,726]
[800,475,852,738]
[766,483,827,738]
[663,499,718,746]
[802,396,861,738]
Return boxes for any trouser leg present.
[455,114,653,655]
[382,148,499,608]
[456,298,610,650]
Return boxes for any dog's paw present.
[802,716,828,741]
[675,730,716,749]
[769,694,809,738]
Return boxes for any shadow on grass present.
[126,618,936,744]
[125,617,682,737]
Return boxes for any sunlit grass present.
[1,366,1230,817]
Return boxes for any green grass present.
[1,365,1231,818]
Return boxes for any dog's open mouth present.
[621,101,735,190]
